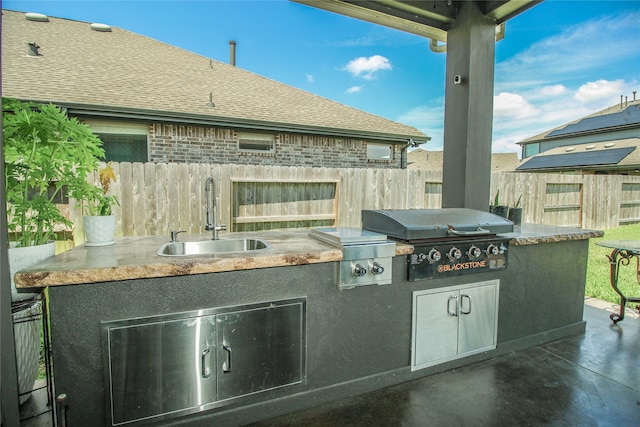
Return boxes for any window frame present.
[82,119,149,163]
[237,132,275,153]
[367,142,393,161]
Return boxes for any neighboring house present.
[407,148,520,172]
[516,98,640,175]
[1,10,428,169]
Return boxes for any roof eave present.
[58,102,429,144]
[517,124,639,145]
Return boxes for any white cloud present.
[496,11,640,91]
[492,134,527,155]
[346,86,362,94]
[493,9,640,152]
[343,55,392,80]
[574,79,626,103]
[306,74,314,83]
[493,92,538,119]
[540,85,566,97]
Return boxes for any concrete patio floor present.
[250,298,640,427]
[20,299,640,426]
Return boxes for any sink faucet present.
[205,177,226,240]
[170,230,186,242]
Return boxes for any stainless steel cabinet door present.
[458,282,498,355]
[105,315,217,425]
[412,280,499,371]
[216,301,304,400]
[412,289,459,369]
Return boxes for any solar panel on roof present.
[547,104,640,137]
[516,146,635,171]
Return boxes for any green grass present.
[586,223,640,309]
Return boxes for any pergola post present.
[441,1,497,210]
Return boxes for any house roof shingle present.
[2,9,427,143]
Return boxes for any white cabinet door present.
[412,280,499,371]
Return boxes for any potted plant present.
[3,97,104,403]
[508,195,523,225]
[3,97,104,299]
[82,162,119,246]
[490,190,509,218]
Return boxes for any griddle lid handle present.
[447,227,491,236]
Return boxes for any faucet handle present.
[170,230,187,242]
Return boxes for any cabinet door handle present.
[222,343,232,373]
[201,347,211,378]
[447,295,458,317]
[460,294,471,315]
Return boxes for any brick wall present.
[148,123,402,168]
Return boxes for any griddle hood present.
[361,208,514,241]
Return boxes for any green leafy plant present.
[84,162,119,216]
[513,195,522,209]
[493,190,500,207]
[3,98,104,247]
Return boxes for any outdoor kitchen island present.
[15,224,602,427]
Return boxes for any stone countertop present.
[503,223,603,245]
[14,224,601,288]
[15,230,414,288]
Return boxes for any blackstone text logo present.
[438,260,486,273]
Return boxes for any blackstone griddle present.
[362,209,513,281]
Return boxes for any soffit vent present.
[90,23,112,32]
[25,12,49,22]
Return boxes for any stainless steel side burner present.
[309,227,395,290]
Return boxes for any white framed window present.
[367,143,393,160]
[237,132,275,153]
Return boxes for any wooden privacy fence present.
[70,163,640,243]
[490,172,640,230]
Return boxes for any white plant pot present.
[8,241,55,302]
[83,215,116,246]
[12,299,42,405]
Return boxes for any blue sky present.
[4,0,640,155]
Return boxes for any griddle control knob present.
[353,263,367,277]
[427,249,441,263]
[370,262,384,275]
[486,244,500,256]
[467,245,482,259]
[447,247,462,261]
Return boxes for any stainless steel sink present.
[157,238,270,256]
